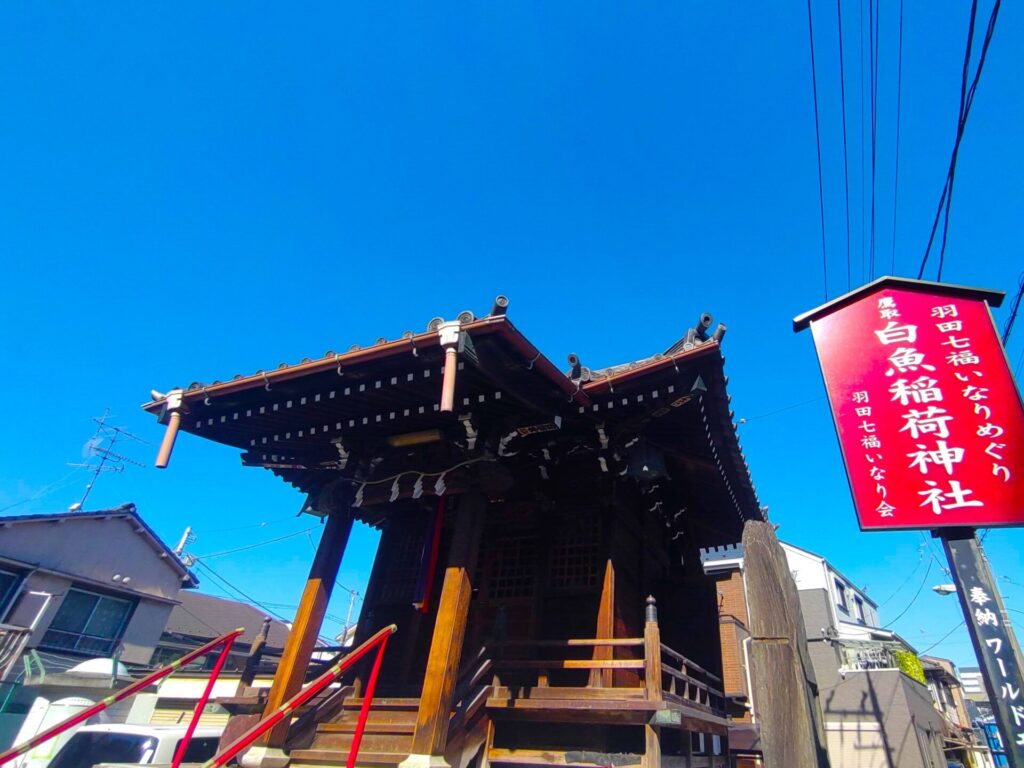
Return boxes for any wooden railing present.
[491,597,725,716]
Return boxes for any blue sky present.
[1,2,1021,667]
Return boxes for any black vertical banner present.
[942,528,1024,767]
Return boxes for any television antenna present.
[67,409,149,511]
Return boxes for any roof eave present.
[143,315,589,413]
[581,341,722,395]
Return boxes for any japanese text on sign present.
[809,287,1024,530]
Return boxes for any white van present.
[45,724,223,768]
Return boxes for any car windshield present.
[48,732,158,768]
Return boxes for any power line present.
[867,0,880,279]
[0,467,85,513]
[890,0,904,275]
[884,554,934,628]
[859,0,867,283]
[192,559,290,623]
[806,0,830,300]
[1001,272,1024,345]
[177,604,224,636]
[737,396,827,424]
[919,0,1002,281]
[195,527,316,559]
[875,542,925,608]
[920,621,965,655]
[836,0,853,291]
[202,516,300,534]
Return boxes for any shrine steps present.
[289,697,418,768]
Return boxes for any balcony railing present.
[0,624,32,681]
[839,643,902,672]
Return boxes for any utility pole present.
[940,529,1024,766]
[174,526,194,557]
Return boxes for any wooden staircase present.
[289,697,419,768]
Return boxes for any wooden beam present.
[260,511,353,747]
[590,559,615,687]
[408,492,486,758]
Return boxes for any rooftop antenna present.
[67,409,148,511]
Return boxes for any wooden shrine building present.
[145,300,770,768]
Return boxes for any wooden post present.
[642,723,661,768]
[590,559,615,687]
[406,492,486,764]
[260,511,353,748]
[642,596,662,703]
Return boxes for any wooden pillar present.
[642,596,662,702]
[642,723,661,768]
[590,559,615,687]
[407,492,486,763]
[261,511,353,747]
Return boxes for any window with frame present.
[549,514,600,590]
[40,588,134,655]
[853,595,865,623]
[834,578,848,612]
[488,534,537,599]
[0,569,21,619]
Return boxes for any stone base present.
[398,754,451,768]
[238,746,291,768]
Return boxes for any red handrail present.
[171,631,240,768]
[203,624,397,768]
[0,628,245,767]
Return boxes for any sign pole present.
[939,527,1024,766]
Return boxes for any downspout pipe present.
[438,321,461,413]
[153,389,186,469]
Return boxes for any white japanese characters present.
[849,294,1013,523]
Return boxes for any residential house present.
[921,655,993,768]
[0,503,198,751]
[701,540,949,768]
[142,592,292,727]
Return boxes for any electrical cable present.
[919,0,1002,281]
[859,0,867,283]
[890,0,904,275]
[202,516,299,534]
[836,0,853,291]
[920,621,965,655]
[0,468,86,513]
[737,396,826,424]
[875,543,925,608]
[806,0,830,300]
[195,527,316,558]
[935,0,980,283]
[176,604,225,636]
[1001,272,1024,345]
[191,559,291,623]
[883,555,934,628]
[868,0,880,279]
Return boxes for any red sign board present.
[801,282,1024,530]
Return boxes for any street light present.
[933,584,957,596]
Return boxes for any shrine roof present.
[143,301,763,532]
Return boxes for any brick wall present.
[712,568,752,722]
